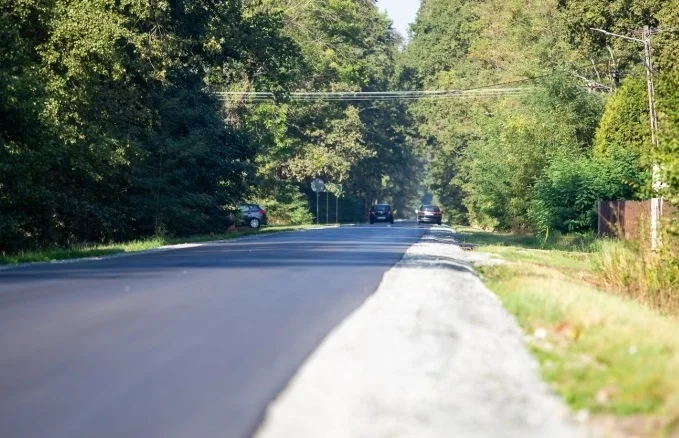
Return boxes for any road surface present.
[0,223,425,438]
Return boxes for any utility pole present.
[643,25,662,249]
[326,191,329,225]
[591,27,663,249]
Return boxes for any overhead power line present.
[217,57,638,103]
[217,88,536,102]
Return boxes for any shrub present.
[529,151,644,234]
[657,72,679,236]
[255,185,313,225]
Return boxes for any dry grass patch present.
[594,240,679,314]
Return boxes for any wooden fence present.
[597,200,676,239]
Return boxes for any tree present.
[0,0,308,251]
[231,0,421,222]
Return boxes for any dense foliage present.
[236,0,425,224]
[658,72,679,239]
[2,0,678,254]
[0,0,423,252]
[402,0,678,235]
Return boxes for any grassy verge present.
[457,227,679,437]
[0,224,321,265]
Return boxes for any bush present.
[657,72,679,235]
[529,151,644,234]
[255,185,313,225]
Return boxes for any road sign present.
[336,184,343,194]
[311,178,325,193]
[311,178,324,225]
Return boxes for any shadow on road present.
[0,226,456,284]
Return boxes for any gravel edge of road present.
[254,226,588,438]
[0,226,339,272]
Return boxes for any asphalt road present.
[0,223,426,438]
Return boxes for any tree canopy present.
[1,0,424,251]
[401,0,678,233]
[1,0,678,252]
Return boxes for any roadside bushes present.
[658,73,679,235]
[528,151,644,234]
[458,76,605,232]
[256,185,313,225]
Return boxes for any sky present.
[377,0,420,40]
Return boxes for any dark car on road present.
[369,204,394,224]
[417,205,442,225]
[239,204,268,228]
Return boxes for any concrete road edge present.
[254,227,587,438]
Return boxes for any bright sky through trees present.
[377,0,420,40]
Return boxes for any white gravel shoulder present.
[255,227,587,438]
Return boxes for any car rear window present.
[373,205,390,213]
[422,205,440,212]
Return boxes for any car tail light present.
[370,211,375,216]
[259,209,266,215]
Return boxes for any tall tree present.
[1,0,305,251]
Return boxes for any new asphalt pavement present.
[0,223,425,438]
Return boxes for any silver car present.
[239,204,268,228]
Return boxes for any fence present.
[597,200,676,239]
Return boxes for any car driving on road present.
[239,204,268,228]
[369,204,394,224]
[417,205,442,225]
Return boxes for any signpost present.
[311,178,324,225]
[312,179,343,225]
[336,184,342,224]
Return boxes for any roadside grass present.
[454,227,596,272]
[593,239,679,314]
[460,227,679,436]
[482,264,679,436]
[454,226,598,253]
[0,224,318,265]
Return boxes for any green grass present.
[0,224,320,265]
[482,246,594,271]
[454,226,598,252]
[463,227,679,436]
[484,264,679,436]
[454,227,597,272]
